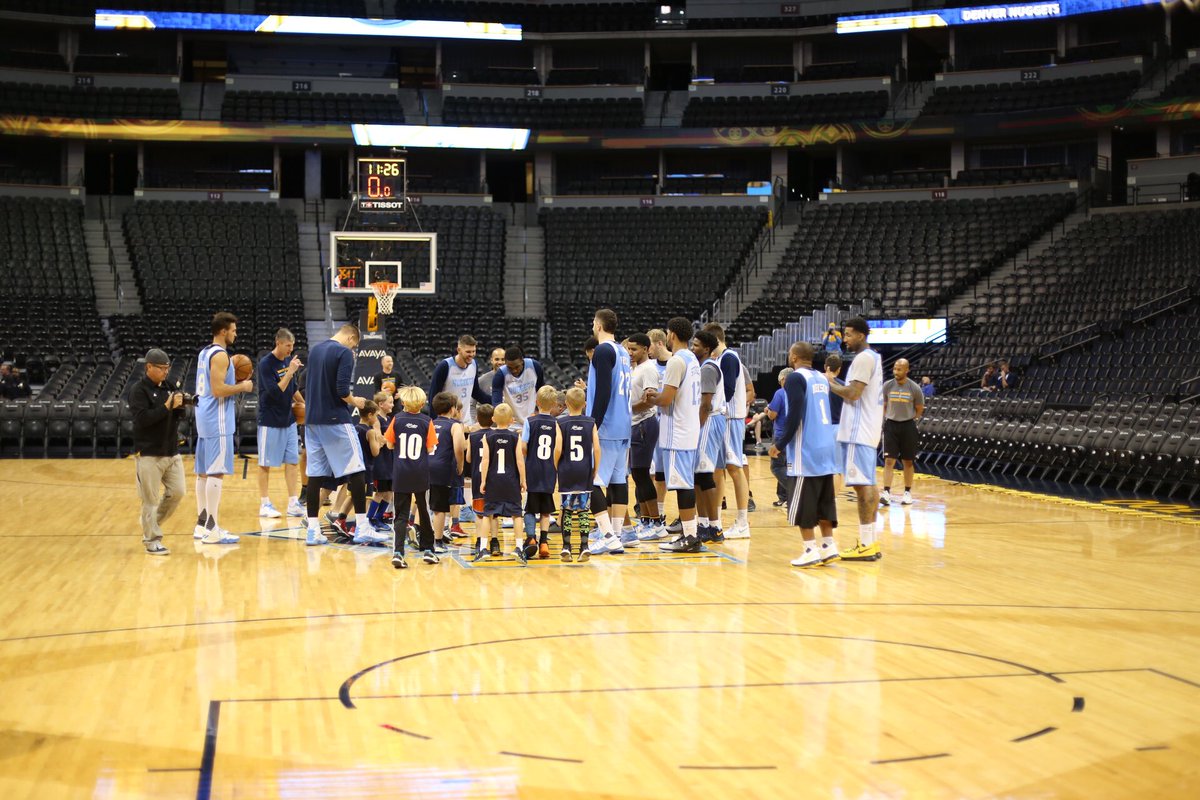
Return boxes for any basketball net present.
[368,281,400,332]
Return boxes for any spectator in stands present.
[0,363,31,400]
[980,361,998,392]
[128,349,187,555]
[373,354,398,397]
[921,376,936,398]
[754,366,793,507]
[822,323,843,355]
[995,359,1019,391]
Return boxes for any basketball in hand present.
[232,354,253,382]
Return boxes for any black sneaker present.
[422,550,440,565]
[514,539,530,565]
[747,497,757,512]
[659,534,702,553]
[489,537,501,557]
[666,517,683,534]
[471,547,489,562]
[391,552,408,569]
[560,547,572,562]
[577,548,591,563]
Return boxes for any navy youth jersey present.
[522,413,560,493]
[556,416,596,494]
[429,416,463,487]
[483,428,521,506]
[468,429,489,493]
[372,412,392,482]
[387,411,436,493]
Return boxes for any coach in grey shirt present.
[881,358,924,506]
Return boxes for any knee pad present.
[654,471,666,483]
[676,489,697,509]
[607,483,629,506]
[695,472,716,491]
[590,485,609,512]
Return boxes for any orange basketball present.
[292,400,306,425]
[232,353,253,382]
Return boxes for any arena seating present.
[922,71,1140,116]
[959,51,1055,71]
[445,67,539,85]
[0,83,181,119]
[918,206,1200,392]
[728,194,1075,345]
[853,170,949,190]
[951,164,1076,186]
[681,91,889,127]
[541,206,768,362]
[442,96,643,128]
[1161,63,1200,100]
[221,90,404,123]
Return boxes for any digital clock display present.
[356,158,406,213]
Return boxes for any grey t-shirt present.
[700,361,721,396]
[884,378,924,422]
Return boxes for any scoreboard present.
[356,158,406,213]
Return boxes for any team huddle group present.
[184,309,888,569]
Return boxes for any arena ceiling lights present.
[95,10,521,41]
[837,0,1159,34]
[352,124,530,151]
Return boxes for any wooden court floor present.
[0,457,1198,799]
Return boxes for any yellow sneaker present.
[839,541,882,561]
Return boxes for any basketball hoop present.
[369,281,400,315]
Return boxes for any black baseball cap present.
[145,349,170,366]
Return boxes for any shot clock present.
[356,158,406,213]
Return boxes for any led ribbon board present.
[96,11,521,40]
[837,0,1158,34]
[867,319,948,346]
[352,124,529,150]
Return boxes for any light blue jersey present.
[586,339,633,441]
[195,343,234,439]
[783,367,839,478]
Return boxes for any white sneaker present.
[259,501,282,519]
[287,499,306,517]
[588,533,624,555]
[305,526,328,546]
[637,523,669,541]
[353,523,389,545]
[723,522,751,540]
[790,547,823,568]
[879,489,892,506]
[202,529,240,545]
[901,491,914,505]
[193,524,207,540]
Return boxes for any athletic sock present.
[821,535,836,550]
[367,500,379,519]
[859,522,875,547]
[307,516,320,530]
[260,496,270,505]
[377,500,390,519]
[657,502,665,517]
[904,486,911,493]
[595,511,613,536]
[561,510,573,551]
[714,512,723,530]
[196,479,207,517]
[205,478,223,530]
[681,518,698,539]
[736,509,748,527]
[698,516,709,530]
[288,496,299,507]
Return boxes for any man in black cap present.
[127,349,187,554]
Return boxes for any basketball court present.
[0,459,1197,799]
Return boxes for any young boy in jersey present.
[479,403,526,562]
[367,391,395,532]
[384,385,441,569]
[518,385,563,562]
[691,330,728,543]
[330,401,384,544]
[557,387,601,562]
[428,392,467,552]
[464,404,501,560]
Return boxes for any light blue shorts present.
[195,435,234,476]
[840,442,878,486]
[258,423,299,468]
[594,437,630,488]
[305,423,366,479]
[724,418,747,467]
[697,415,727,474]
[660,448,696,491]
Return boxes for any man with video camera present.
[128,348,188,555]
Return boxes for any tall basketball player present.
[429,334,491,426]
[194,312,253,545]
[651,317,703,553]
[586,308,633,555]
[825,317,885,561]
[491,345,545,429]
[702,323,750,539]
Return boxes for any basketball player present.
[256,328,305,520]
[428,392,467,545]
[367,391,395,530]
[702,323,750,539]
[646,328,671,527]
[650,317,703,553]
[558,387,600,562]
[465,404,500,559]
[880,357,923,506]
[385,386,441,568]
[691,330,726,543]
[626,333,662,535]
[585,309,633,555]
[303,324,387,547]
[194,312,253,545]
[518,385,562,561]
[479,403,526,561]
[429,335,491,426]
[825,317,885,561]
[770,342,839,568]
[491,346,545,429]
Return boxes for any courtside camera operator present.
[127,348,188,555]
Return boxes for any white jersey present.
[659,348,701,451]
[630,358,661,426]
[720,348,748,418]
[837,348,884,447]
[498,358,539,426]
[439,357,478,425]
[702,358,728,417]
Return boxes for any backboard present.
[329,231,437,295]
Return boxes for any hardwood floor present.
[0,457,1197,799]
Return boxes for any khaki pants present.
[135,454,185,543]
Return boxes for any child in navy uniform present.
[517,385,563,562]
[557,387,601,562]
[384,386,440,569]
[479,403,526,563]
[328,401,383,543]
[368,391,395,531]
[465,404,499,559]
[428,392,467,551]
